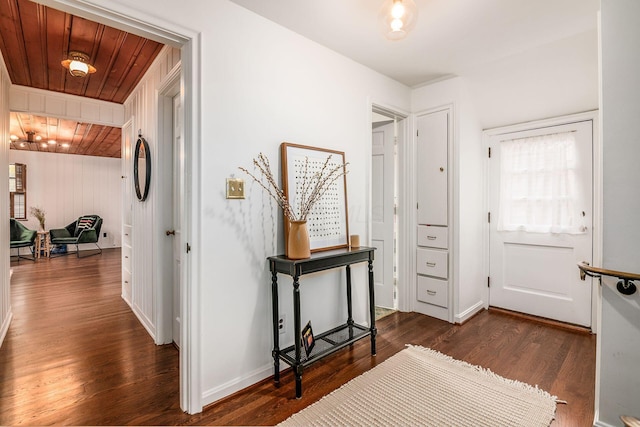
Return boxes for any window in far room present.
[9,163,27,220]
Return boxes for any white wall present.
[598,1,640,425]
[8,150,122,249]
[202,2,410,404]
[0,51,11,348]
[463,29,599,130]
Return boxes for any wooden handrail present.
[578,262,640,281]
[578,261,640,295]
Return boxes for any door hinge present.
[487,277,491,288]
[186,243,191,253]
[488,212,491,223]
[488,147,492,158]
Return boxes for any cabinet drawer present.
[122,269,132,289]
[417,276,448,308]
[122,269,132,304]
[123,226,132,246]
[416,248,448,278]
[417,225,448,249]
[122,244,132,269]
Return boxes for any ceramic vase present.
[287,220,311,259]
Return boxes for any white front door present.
[172,93,183,347]
[372,121,395,309]
[488,120,593,327]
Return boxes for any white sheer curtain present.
[497,131,585,234]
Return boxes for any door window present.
[497,131,585,234]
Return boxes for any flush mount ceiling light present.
[379,0,418,41]
[61,51,97,77]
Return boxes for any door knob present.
[166,230,176,236]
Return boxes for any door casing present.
[370,103,410,312]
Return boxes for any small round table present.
[35,230,50,259]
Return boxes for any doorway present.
[371,106,406,314]
[36,0,199,414]
[487,118,595,327]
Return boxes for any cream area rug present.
[278,345,559,427]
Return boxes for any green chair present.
[50,215,103,258]
[10,218,37,262]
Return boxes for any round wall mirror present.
[134,135,151,201]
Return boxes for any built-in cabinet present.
[411,77,485,325]
[121,119,133,305]
[415,109,451,321]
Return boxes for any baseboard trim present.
[455,301,484,324]
[201,363,273,407]
[121,293,132,307]
[0,309,13,348]
[132,305,156,342]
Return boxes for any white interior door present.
[372,121,395,309]
[489,120,593,326]
[172,94,183,347]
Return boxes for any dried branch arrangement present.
[239,153,348,222]
[29,206,46,230]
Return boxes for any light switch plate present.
[226,178,245,199]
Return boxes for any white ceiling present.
[229,0,600,87]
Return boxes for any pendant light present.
[379,0,418,41]
[61,51,97,77]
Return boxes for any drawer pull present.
[427,236,436,240]
[125,256,129,259]
[426,290,437,296]
[426,262,436,267]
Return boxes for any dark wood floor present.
[1,249,596,426]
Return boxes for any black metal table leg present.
[346,264,354,339]
[368,257,377,355]
[293,275,303,398]
[271,267,280,383]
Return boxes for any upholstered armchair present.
[49,214,103,258]
[10,218,37,261]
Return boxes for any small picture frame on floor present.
[301,321,315,357]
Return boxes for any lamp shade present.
[61,51,97,77]
[379,0,418,41]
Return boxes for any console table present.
[268,246,376,398]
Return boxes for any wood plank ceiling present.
[0,0,165,158]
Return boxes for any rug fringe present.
[405,344,564,404]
